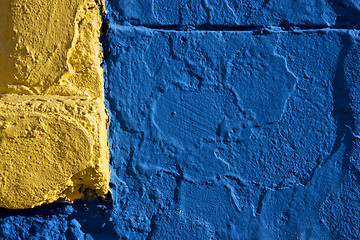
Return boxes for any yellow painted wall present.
[0,0,109,209]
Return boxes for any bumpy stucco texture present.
[103,27,360,239]
[0,0,109,209]
[108,0,360,28]
[1,0,360,239]
[0,0,105,97]
[0,96,109,209]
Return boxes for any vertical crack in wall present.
[328,33,354,180]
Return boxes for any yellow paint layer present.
[0,0,110,209]
[0,0,105,97]
[0,95,109,209]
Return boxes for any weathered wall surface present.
[109,0,360,28]
[1,0,360,239]
[103,0,360,239]
[0,0,110,220]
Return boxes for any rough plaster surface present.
[0,0,106,97]
[1,0,360,239]
[0,95,109,209]
[0,0,110,210]
[108,0,360,28]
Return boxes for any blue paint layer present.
[107,0,360,28]
[102,25,360,239]
[2,1,360,239]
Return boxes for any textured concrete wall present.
[1,0,360,239]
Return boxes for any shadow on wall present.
[0,198,118,239]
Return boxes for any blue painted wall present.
[1,0,360,239]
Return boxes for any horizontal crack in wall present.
[110,23,360,32]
